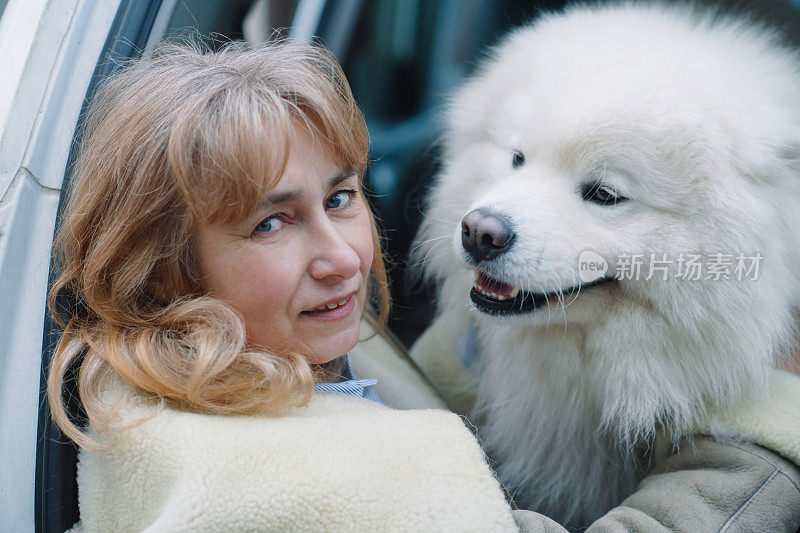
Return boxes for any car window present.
[159,0,297,43]
[166,0,259,40]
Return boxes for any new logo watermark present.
[578,251,609,282]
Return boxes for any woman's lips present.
[301,294,356,321]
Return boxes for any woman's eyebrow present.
[259,171,353,207]
[262,189,301,206]
[327,170,352,189]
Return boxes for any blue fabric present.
[456,323,481,370]
[314,354,383,403]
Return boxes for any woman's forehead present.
[183,122,344,226]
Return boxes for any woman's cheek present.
[239,252,297,316]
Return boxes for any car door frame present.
[26,1,167,531]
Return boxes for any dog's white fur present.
[414,1,800,527]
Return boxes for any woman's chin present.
[304,326,361,364]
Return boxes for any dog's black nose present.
[461,209,515,263]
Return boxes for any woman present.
[49,40,527,532]
[49,41,800,532]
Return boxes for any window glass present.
[344,0,536,125]
[160,0,297,44]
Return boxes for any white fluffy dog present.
[413,1,800,527]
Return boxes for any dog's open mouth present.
[471,270,616,316]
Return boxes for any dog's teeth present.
[474,269,480,282]
[509,288,520,298]
[497,295,507,301]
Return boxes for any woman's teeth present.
[312,298,349,311]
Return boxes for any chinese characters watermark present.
[578,251,761,282]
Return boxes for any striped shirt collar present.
[314,354,382,403]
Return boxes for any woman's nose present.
[308,225,362,281]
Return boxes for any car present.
[1,0,798,531]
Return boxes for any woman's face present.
[195,131,374,364]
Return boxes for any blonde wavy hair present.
[47,40,390,449]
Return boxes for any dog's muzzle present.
[461,209,516,263]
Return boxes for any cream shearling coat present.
[73,377,519,532]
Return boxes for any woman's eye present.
[581,182,627,206]
[254,216,284,234]
[325,190,354,210]
[512,150,526,169]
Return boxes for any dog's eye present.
[581,182,627,206]
[512,150,526,169]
